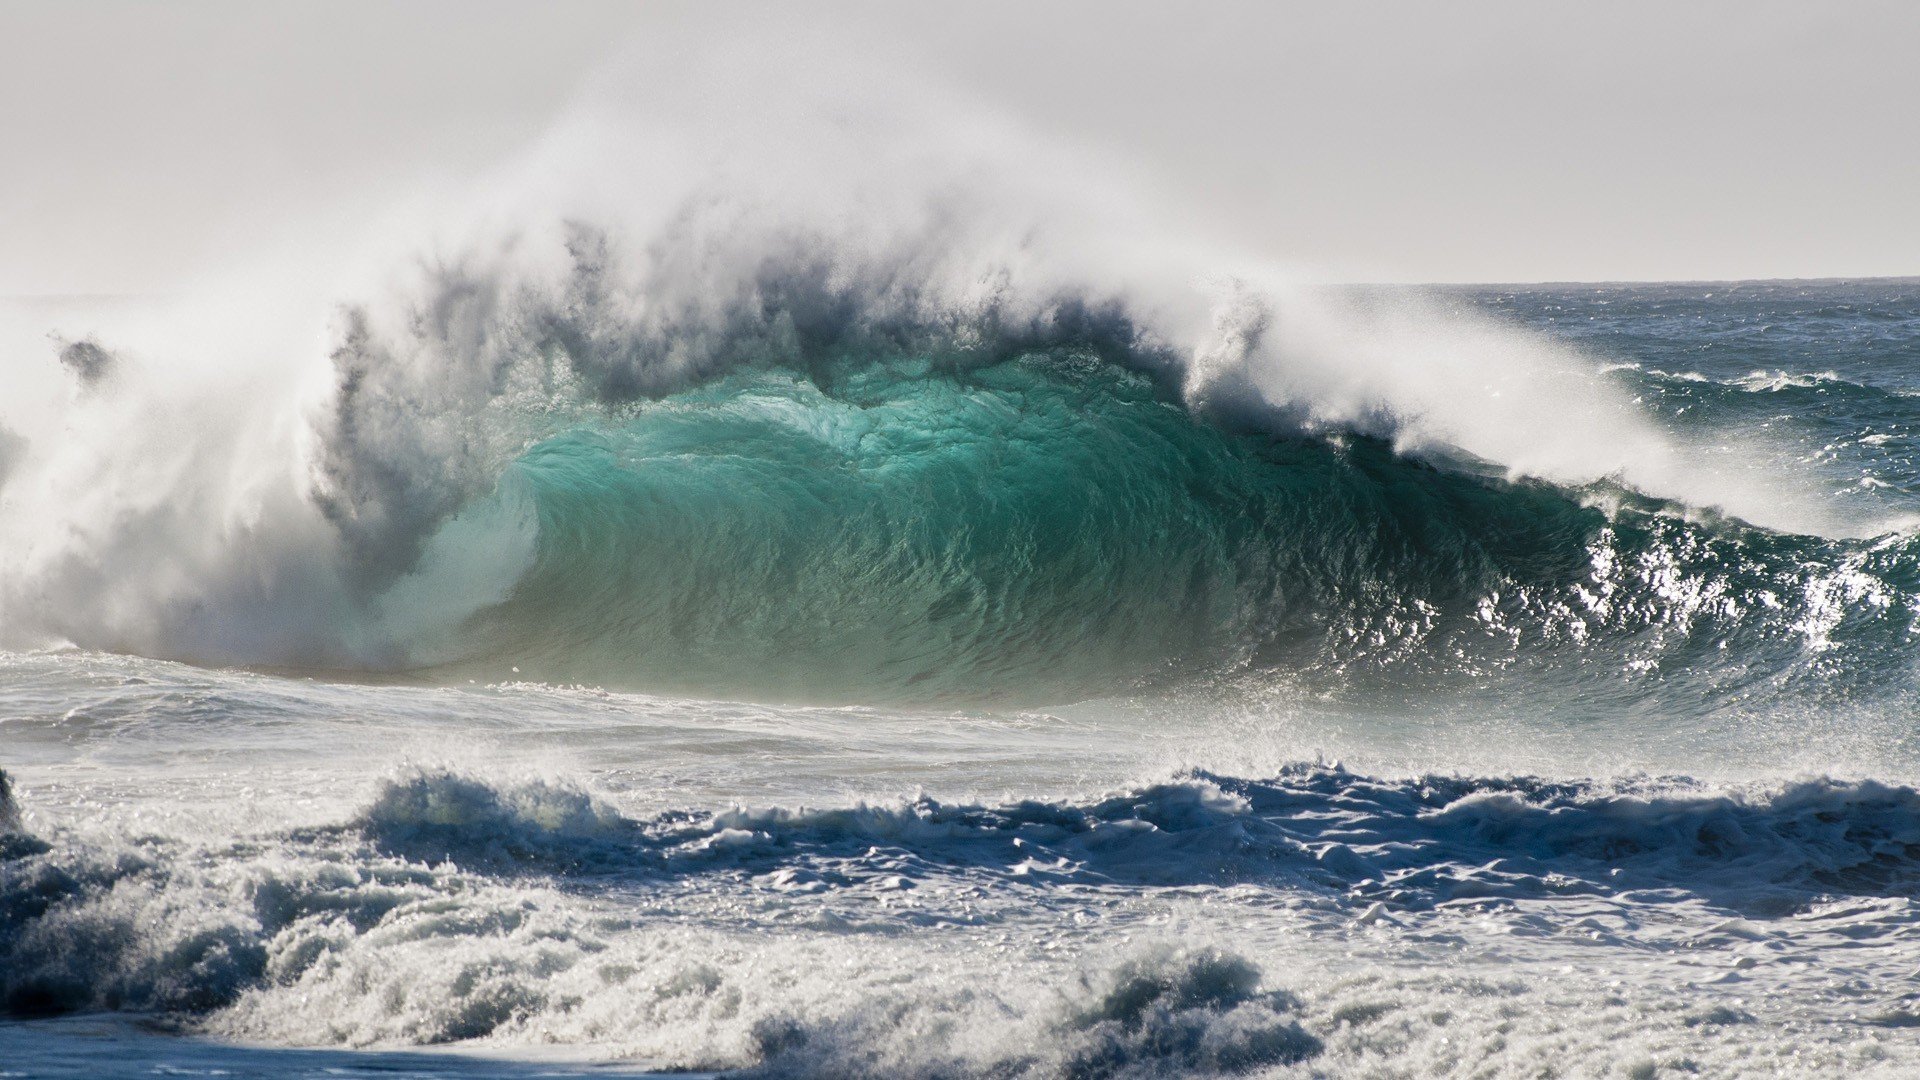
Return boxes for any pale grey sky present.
[2,0,1916,293]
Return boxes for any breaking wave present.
[8,764,1920,1070]
[343,766,1920,912]
[7,241,1920,708]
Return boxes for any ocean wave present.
[428,353,1920,704]
[340,767,1920,913]
[198,330,1920,703]
[8,766,1920,1073]
[1624,365,1883,396]
[2,184,1889,703]
[1733,369,1844,393]
[3,766,1329,1073]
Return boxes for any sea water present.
[6,266,1920,1077]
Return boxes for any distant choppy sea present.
[7,276,1920,1077]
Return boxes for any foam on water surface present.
[7,744,1920,1077]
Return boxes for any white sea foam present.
[8,750,1920,1077]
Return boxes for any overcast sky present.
[3,0,1916,293]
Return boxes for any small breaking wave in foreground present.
[7,764,1920,1076]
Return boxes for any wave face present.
[412,330,1920,709]
[445,347,1598,700]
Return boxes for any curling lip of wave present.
[270,224,1920,701]
[303,211,1883,610]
